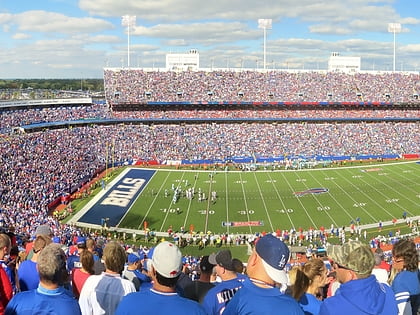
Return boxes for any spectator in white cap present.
[116,241,205,315]
[224,234,304,315]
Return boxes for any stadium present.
[1,64,419,247]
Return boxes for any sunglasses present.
[332,261,352,271]
[392,257,404,263]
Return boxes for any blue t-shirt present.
[223,277,304,315]
[202,277,243,315]
[17,260,39,291]
[115,288,206,315]
[299,292,322,315]
[5,285,81,315]
[319,275,398,315]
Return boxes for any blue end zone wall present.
[78,168,155,226]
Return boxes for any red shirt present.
[0,267,13,314]
[72,269,92,299]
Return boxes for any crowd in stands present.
[104,69,420,104]
[111,108,420,120]
[0,104,111,133]
[0,226,419,314]
[0,119,419,236]
[2,102,419,136]
[0,71,419,313]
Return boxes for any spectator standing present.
[72,250,95,299]
[0,264,13,315]
[319,240,397,315]
[18,235,51,291]
[202,249,243,314]
[5,243,81,315]
[224,234,303,314]
[183,255,216,303]
[289,258,329,315]
[78,241,136,315]
[67,236,87,272]
[115,241,206,315]
[371,249,390,284]
[122,253,151,291]
[389,239,420,315]
[0,233,15,298]
[25,225,52,260]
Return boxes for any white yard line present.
[159,172,186,231]
[253,172,275,232]
[135,171,170,230]
[266,172,295,229]
[239,173,253,234]
[279,172,320,228]
[309,169,373,222]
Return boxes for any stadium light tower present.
[122,15,136,68]
[258,19,272,70]
[387,22,401,72]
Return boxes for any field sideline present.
[69,160,420,237]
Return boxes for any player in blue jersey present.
[116,241,205,315]
[224,234,304,315]
[6,243,81,315]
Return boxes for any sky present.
[0,0,419,78]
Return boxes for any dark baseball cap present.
[200,255,215,273]
[209,250,235,271]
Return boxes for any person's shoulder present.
[174,296,206,314]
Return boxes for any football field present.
[73,160,420,235]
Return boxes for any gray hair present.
[37,243,68,285]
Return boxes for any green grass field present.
[117,160,420,236]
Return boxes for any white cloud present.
[12,32,31,40]
[15,10,113,34]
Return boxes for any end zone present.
[69,168,155,227]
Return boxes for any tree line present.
[0,79,104,92]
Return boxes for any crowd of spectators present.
[104,69,420,104]
[2,102,419,136]
[111,108,420,120]
[0,104,111,133]
[0,121,418,238]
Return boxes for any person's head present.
[232,258,244,274]
[289,258,329,300]
[33,235,52,255]
[76,237,86,251]
[199,255,215,275]
[35,224,52,238]
[127,253,141,270]
[327,240,374,283]
[0,233,11,259]
[103,241,126,274]
[151,241,183,288]
[86,238,96,252]
[209,249,237,279]
[391,239,418,272]
[247,234,290,286]
[37,243,68,286]
[80,249,95,275]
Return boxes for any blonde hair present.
[103,241,126,274]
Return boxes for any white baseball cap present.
[152,241,182,278]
